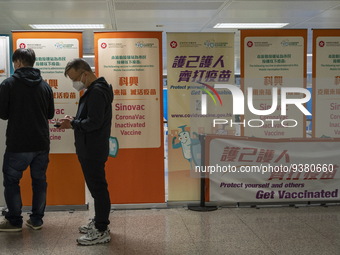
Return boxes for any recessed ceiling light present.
[83,54,95,58]
[29,24,105,29]
[214,23,289,29]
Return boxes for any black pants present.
[78,156,111,231]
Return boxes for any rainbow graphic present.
[197,82,223,106]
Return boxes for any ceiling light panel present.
[214,23,289,28]
[29,24,105,29]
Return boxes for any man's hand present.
[58,115,74,129]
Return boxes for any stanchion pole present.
[188,134,217,212]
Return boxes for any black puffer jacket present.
[71,77,113,161]
[0,67,55,152]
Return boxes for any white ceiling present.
[1,0,340,74]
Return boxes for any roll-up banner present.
[0,35,10,207]
[207,136,340,203]
[312,29,340,138]
[0,35,10,83]
[94,31,165,204]
[241,29,308,138]
[167,33,235,201]
[12,31,85,207]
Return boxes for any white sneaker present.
[78,219,95,234]
[77,227,111,246]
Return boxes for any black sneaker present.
[26,219,43,230]
[0,219,22,232]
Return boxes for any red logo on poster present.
[247,41,253,47]
[170,41,177,48]
[101,42,107,49]
[19,43,26,49]
[319,41,325,47]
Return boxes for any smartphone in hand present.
[51,120,61,128]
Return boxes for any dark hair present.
[64,58,92,77]
[12,48,36,67]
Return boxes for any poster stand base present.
[187,176,218,212]
[188,205,217,212]
[188,134,217,212]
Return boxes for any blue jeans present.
[2,150,49,227]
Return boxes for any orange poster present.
[94,31,165,204]
[312,29,340,138]
[241,29,308,138]
[12,31,85,207]
[0,35,10,207]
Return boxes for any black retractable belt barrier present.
[188,134,218,212]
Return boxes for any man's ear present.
[13,60,23,70]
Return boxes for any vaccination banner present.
[313,29,340,138]
[94,31,164,204]
[0,35,10,207]
[167,33,235,201]
[12,31,82,153]
[12,31,85,207]
[206,136,340,203]
[241,29,308,138]
[0,35,10,83]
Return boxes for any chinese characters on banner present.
[167,33,235,201]
[313,29,340,138]
[11,31,85,208]
[173,55,232,83]
[94,32,165,204]
[12,32,82,153]
[97,37,161,148]
[0,35,10,207]
[241,29,307,138]
[0,36,10,83]
[207,136,340,203]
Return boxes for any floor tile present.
[0,204,339,255]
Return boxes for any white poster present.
[242,30,307,138]
[97,37,161,149]
[314,33,340,137]
[208,136,340,203]
[0,35,10,207]
[167,33,235,201]
[0,36,10,83]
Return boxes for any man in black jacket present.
[0,48,54,231]
[59,58,113,245]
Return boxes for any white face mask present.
[72,81,85,91]
[72,73,85,91]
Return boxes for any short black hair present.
[64,58,92,77]
[12,48,36,67]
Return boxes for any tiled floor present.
[0,204,339,255]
